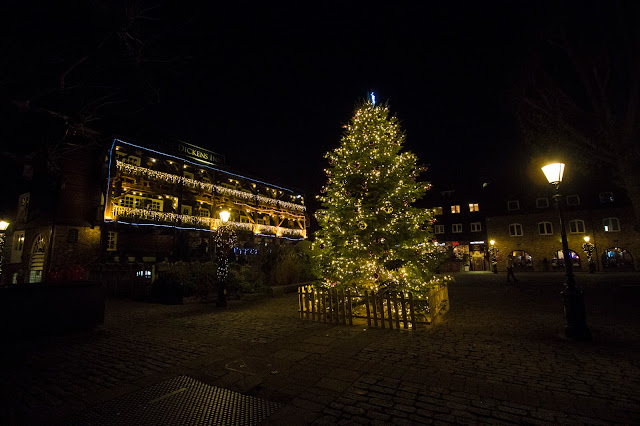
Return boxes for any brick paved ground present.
[1,272,639,425]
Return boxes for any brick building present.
[485,180,638,273]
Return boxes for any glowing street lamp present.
[215,210,235,307]
[542,162,591,340]
[489,240,498,274]
[582,236,596,274]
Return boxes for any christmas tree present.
[313,96,446,297]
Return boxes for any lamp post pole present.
[215,210,235,307]
[542,163,591,340]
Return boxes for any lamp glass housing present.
[219,210,231,222]
[542,163,565,185]
[0,221,9,231]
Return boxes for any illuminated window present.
[107,232,118,251]
[470,222,481,232]
[603,217,620,232]
[11,231,25,263]
[599,192,614,203]
[569,220,585,234]
[451,205,461,214]
[198,208,210,218]
[120,196,135,208]
[452,223,463,233]
[566,195,580,206]
[538,222,553,235]
[434,207,443,215]
[509,223,523,236]
[469,203,479,212]
[536,198,549,208]
[507,201,520,211]
[122,155,141,166]
[434,225,444,234]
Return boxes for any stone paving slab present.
[1,272,639,424]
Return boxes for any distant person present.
[506,255,518,283]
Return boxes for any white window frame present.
[107,232,118,251]
[470,222,482,232]
[538,222,553,235]
[566,195,580,206]
[451,205,461,214]
[507,200,520,211]
[452,223,463,233]
[536,198,549,208]
[569,219,585,234]
[603,217,620,232]
[434,225,444,234]
[509,223,523,237]
[469,203,479,212]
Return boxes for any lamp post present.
[0,220,9,281]
[215,210,236,307]
[582,236,596,274]
[542,163,591,340]
[489,240,498,274]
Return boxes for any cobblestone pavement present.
[1,272,639,425]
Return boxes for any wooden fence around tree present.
[298,285,449,329]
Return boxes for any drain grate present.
[69,376,281,425]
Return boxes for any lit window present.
[434,225,444,234]
[434,207,443,215]
[507,200,520,211]
[569,220,585,234]
[599,192,614,203]
[451,205,461,214]
[536,198,549,208]
[107,232,118,251]
[603,217,620,232]
[149,200,162,211]
[469,203,479,212]
[509,223,523,236]
[566,195,580,206]
[120,196,135,208]
[538,222,553,235]
[198,208,211,218]
[470,222,482,232]
[452,223,463,233]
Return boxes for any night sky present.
[0,1,619,210]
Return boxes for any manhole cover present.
[69,376,281,425]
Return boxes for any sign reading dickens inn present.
[177,141,225,166]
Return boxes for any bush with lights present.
[313,97,449,297]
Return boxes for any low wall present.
[0,281,105,339]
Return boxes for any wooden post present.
[372,291,378,327]
[341,290,347,325]
[400,292,408,329]
[393,292,400,329]
[386,292,393,329]
[365,290,372,327]
[298,287,303,319]
[379,292,385,329]
[408,292,417,330]
[311,288,316,321]
[328,288,334,323]
[347,290,353,325]
[322,288,327,323]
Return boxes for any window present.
[452,223,463,233]
[183,171,194,180]
[107,232,118,251]
[182,205,192,215]
[198,208,210,218]
[434,207,443,215]
[507,200,520,211]
[11,231,25,263]
[441,190,454,198]
[536,198,549,208]
[122,155,141,166]
[599,192,614,203]
[434,225,444,234]
[566,195,580,206]
[603,217,620,232]
[569,220,585,234]
[509,223,523,236]
[470,222,482,232]
[538,222,553,235]
[469,203,479,212]
[67,229,79,243]
[451,205,461,214]
[149,200,162,211]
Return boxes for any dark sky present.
[1,1,597,209]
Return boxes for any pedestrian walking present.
[506,255,518,282]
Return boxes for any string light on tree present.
[313,95,449,296]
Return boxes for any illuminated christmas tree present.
[313,95,446,296]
